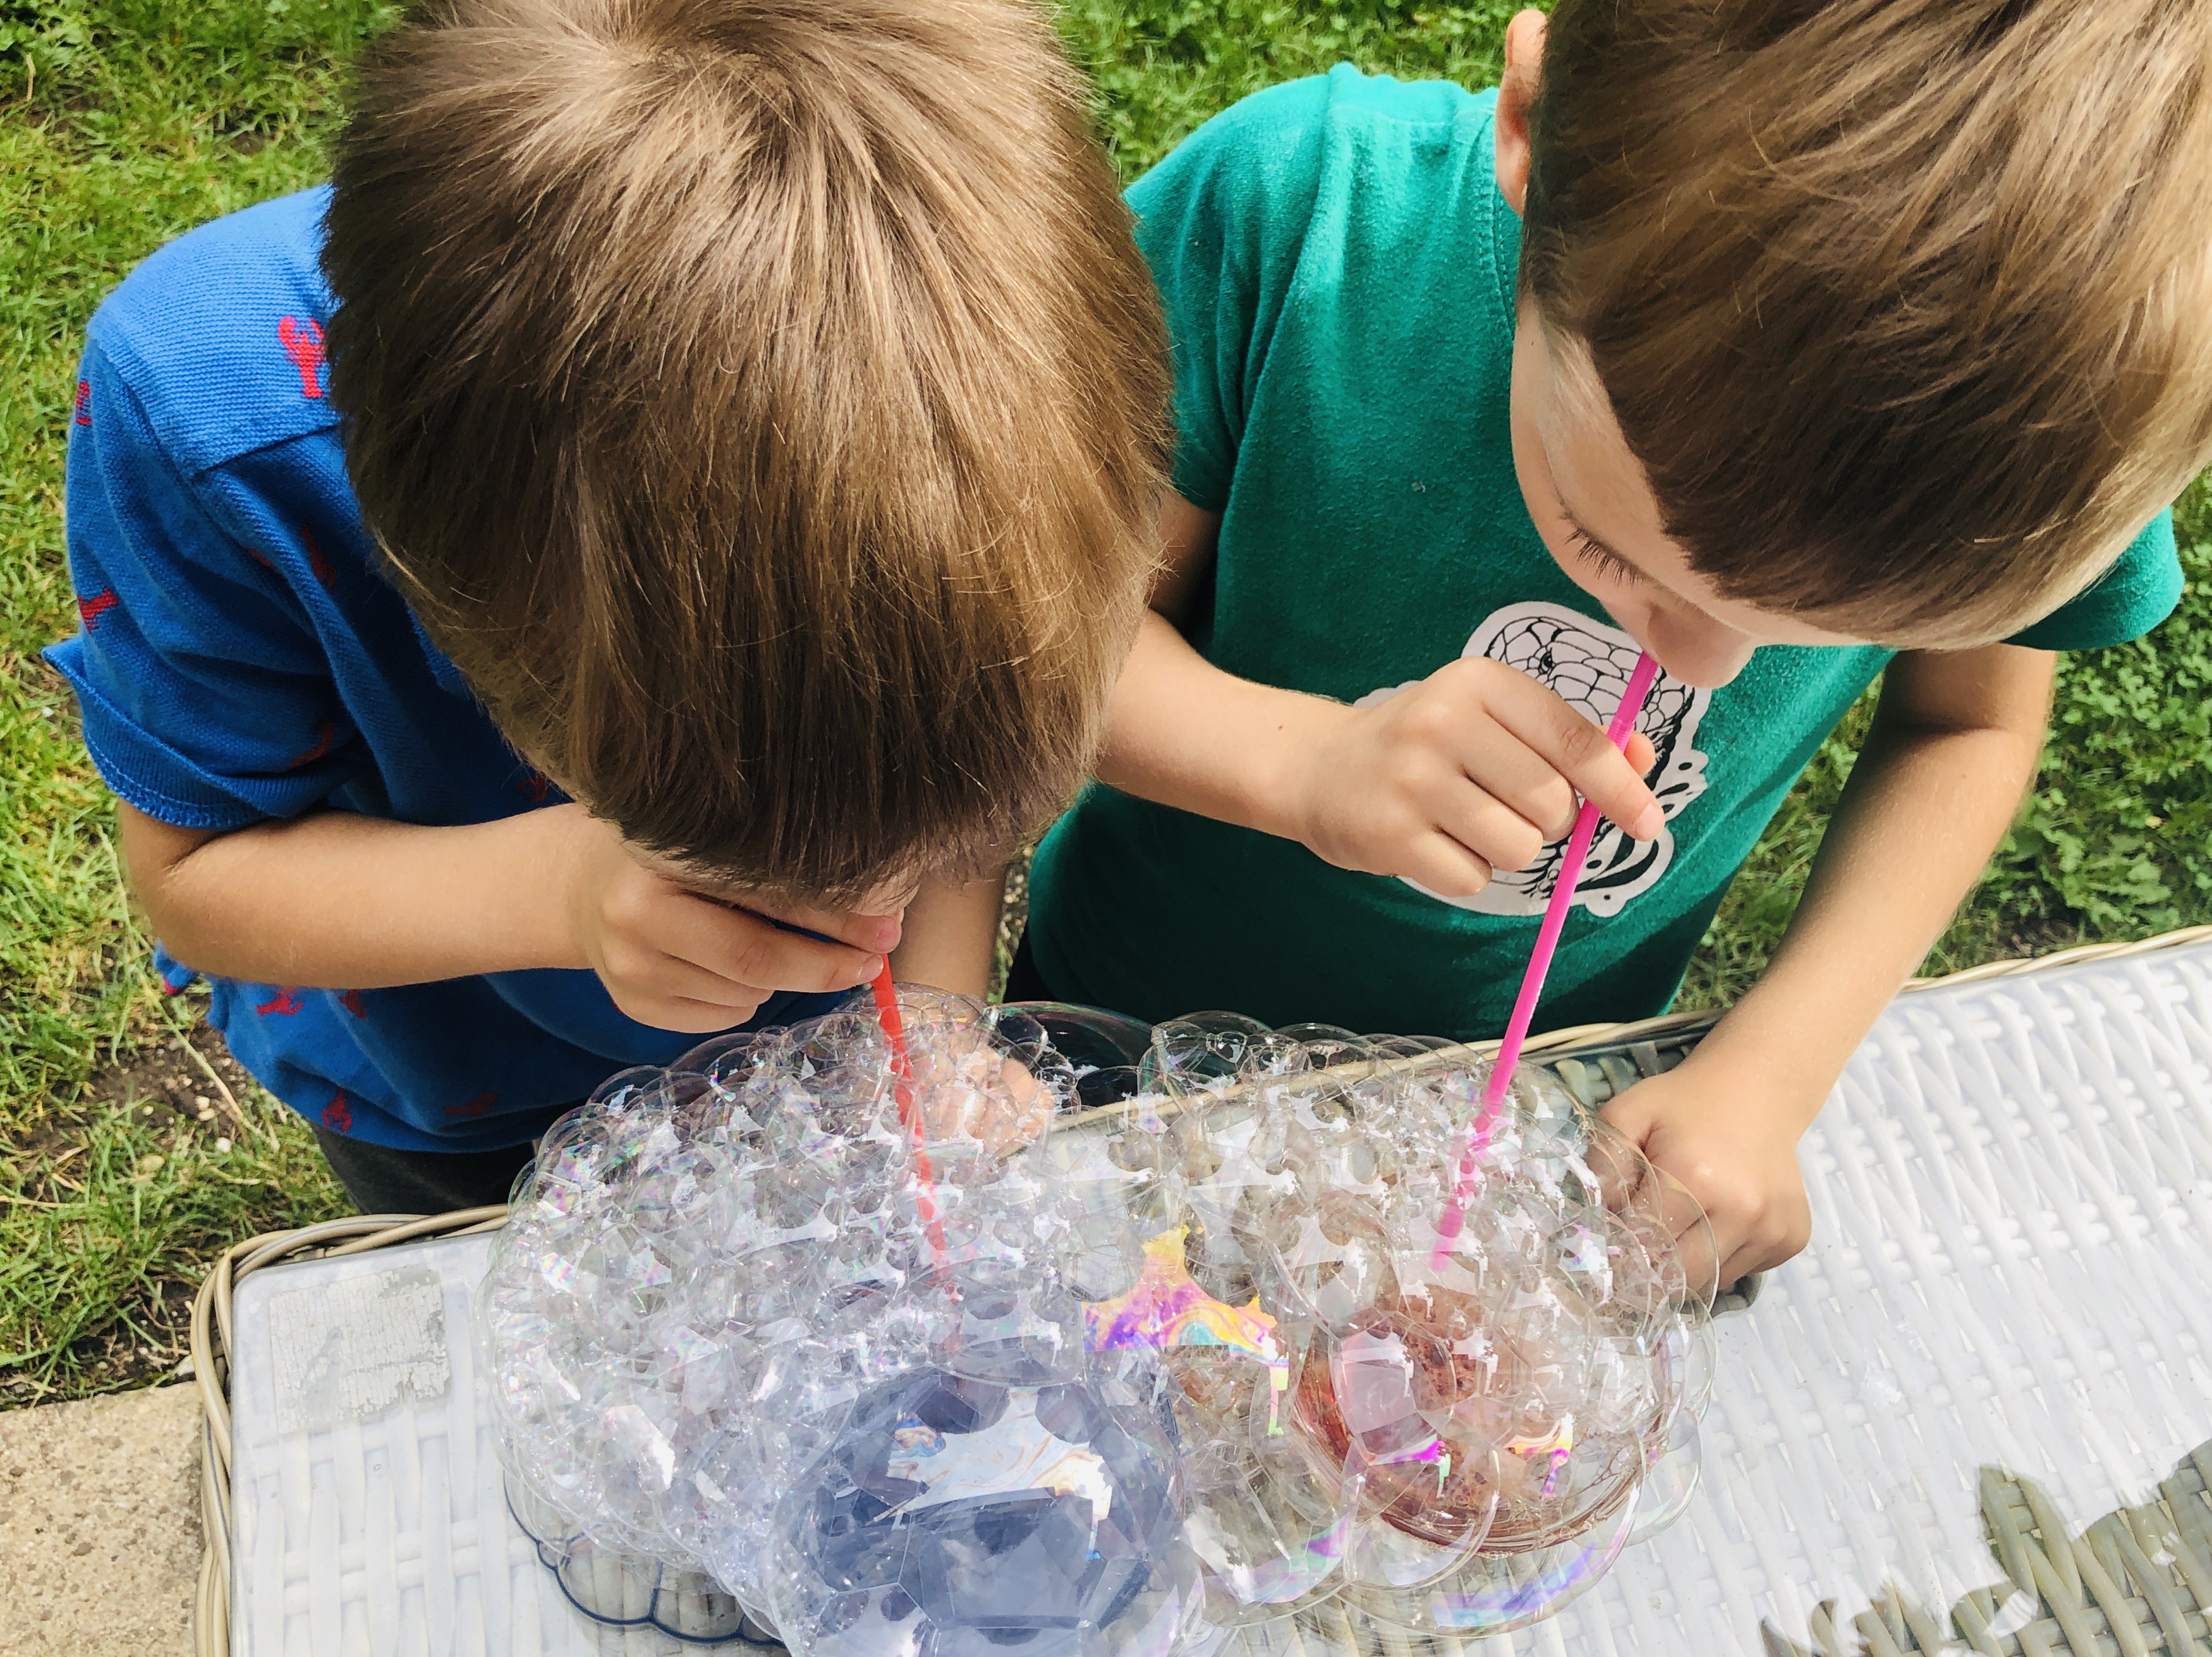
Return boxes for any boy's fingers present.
[597,950,774,1033]
[665,897,883,994]
[640,953,779,1011]
[1677,1222,1723,1306]
[1404,832,1494,900]
[1657,1180,1729,1306]
[731,894,904,956]
[1624,731,1656,776]
[1490,679,1663,840]
[1583,1127,1653,1213]
[1440,732,1580,842]
[1433,777,1552,871]
[623,992,774,1035]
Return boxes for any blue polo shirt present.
[46,187,842,1151]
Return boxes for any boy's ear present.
[1494,8,1547,217]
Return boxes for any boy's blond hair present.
[1522,0,2212,643]
[324,0,1169,901]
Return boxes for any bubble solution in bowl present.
[478,993,1717,1652]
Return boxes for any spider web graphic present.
[1356,602,1710,918]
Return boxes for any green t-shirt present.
[1028,66,2182,1042]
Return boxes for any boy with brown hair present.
[45,0,1169,1213]
[1018,1,2212,1287]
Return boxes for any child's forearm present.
[889,867,1009,998]
[119,801,602,987]
[1693,645,2057,1119]
[1095,609,1347,842]
[1097,610,1661,896]
[1093,495,1330,838]
[118,801,889,1034]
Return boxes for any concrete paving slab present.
[0,1383,202,1653]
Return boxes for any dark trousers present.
[313,1122,542,1217]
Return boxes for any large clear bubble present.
[479,994,1717,1651]
[762,1359,1192,1657]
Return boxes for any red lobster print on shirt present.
[288,721,338,770]
[300,525,336,588]
[76,589,119,629]
[278,317,326,399]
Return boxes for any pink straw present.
[870,961,949,1268]
[1431,650,1661,1265]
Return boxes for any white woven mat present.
[225,940,2212,1654]
[228,1230,627,1655]
[1476,938,2212,1656]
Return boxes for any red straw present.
[870,961,949,1267]
[1431,650,1661,1265]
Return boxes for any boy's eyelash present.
[1567,526,1643,586]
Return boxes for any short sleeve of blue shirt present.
[52,335,364,828]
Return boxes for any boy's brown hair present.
[1521,0,2212,643]
[324,0,1169,901]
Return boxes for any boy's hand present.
[1282,657,1663,898]
[558,808,896,1033]
[1600,1057,1813,1294]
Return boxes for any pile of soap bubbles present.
[477,992,1718,1653]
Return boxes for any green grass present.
[1,0,2209,1402]
[0,0,391,1400]
[0,1053,350,1390]
[1067,0,1518,171]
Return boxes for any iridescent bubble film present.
[478,994,1717,1650]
